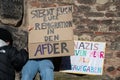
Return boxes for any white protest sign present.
[61,41,106,75]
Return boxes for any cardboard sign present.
[27,5,74,59]
[60,41,106,75]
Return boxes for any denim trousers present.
[21,59,54,80]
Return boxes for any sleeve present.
[10,48,28,71]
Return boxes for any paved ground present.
[34,72,104,80]
[15,72,112,80]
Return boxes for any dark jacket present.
[0,45,28,80]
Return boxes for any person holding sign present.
[0,28,28,80]
[21,26,54,80]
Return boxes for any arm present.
[10,48,28,71]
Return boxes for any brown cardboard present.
[29,41,74,59]
[28,5,74,59]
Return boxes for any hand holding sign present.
[28,26,34,31]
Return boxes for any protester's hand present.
[28,26,34,31]
[24,47,28,51]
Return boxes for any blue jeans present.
[21,59,54,80]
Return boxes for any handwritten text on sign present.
[28,5,74,58]
[61,41,106,75]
